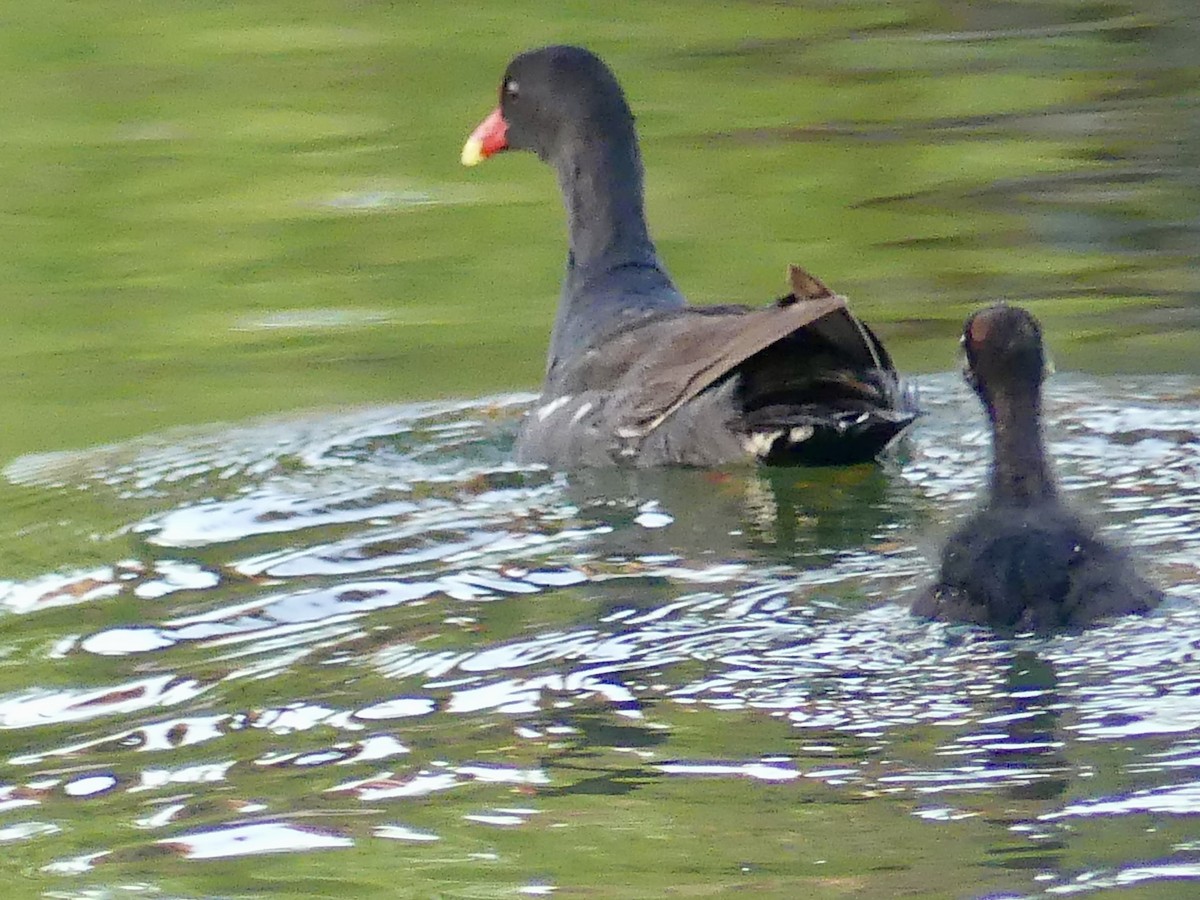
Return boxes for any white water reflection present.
[63,776,118,798]
[331,764,550,801]
[41,851,111,874]
[130,762,234,793]
[0,566,126,615]
[0,676,208,730]
[655,760,801,781]
[375,823,440,842]
[1045,862,1200,895]
[0,821,61,843]
[159,821,354,859]
[1041,780,1200,819]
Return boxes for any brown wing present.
[780,264,892,371]
[606,265,891,439]
[547,265,900,447]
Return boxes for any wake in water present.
[1,374,1199,895]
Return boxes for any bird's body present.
[917,505,1160,630]
[463,45,914,468]
[914,304,1161,631]
[517,268,912,467]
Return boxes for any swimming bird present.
[461,45,915,468]
[913,304,1161,631]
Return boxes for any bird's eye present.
[504,79,520,100]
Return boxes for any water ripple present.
[1,374,1198,893]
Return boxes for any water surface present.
[2,0,1197,461]
[2,374,1199,897]
[2,0,1200,897]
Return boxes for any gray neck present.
[544,128,683,373]
[986,384,1057,506]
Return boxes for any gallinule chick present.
[913,304,1161,631]
[462,45,915,468]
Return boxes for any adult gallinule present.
[913,304,1162,631]
[462,45,915,467]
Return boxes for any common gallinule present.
[913,304,1161,631]
[462,45,915,467]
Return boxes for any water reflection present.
[0,0,1198,891]
[161,821,355,860]
[1,372,1198,896]
[990,653,1069,804]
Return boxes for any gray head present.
[962,304,1046,402]
[462,46,636,166]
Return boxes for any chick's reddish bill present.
[461,107,509,166]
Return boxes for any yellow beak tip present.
[460,137,485,167]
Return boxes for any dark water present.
[2,373,1199,897]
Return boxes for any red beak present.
[461,107,509,166]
